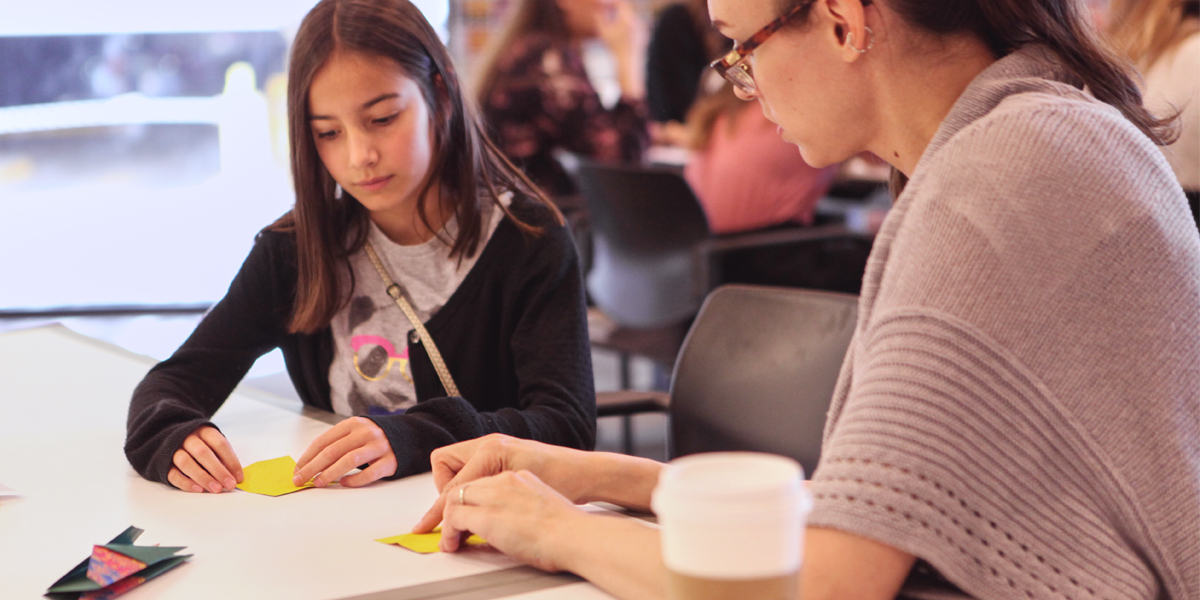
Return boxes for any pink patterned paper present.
[86,546,146,587]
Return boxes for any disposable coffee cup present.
[651,453,811,600]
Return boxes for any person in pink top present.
[684,83,837,234]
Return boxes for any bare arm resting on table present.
[415,434,915,600]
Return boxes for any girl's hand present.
[412,434,589,533]
[438,470,584,572]
[168,425,244,493]
[293,417,396,488]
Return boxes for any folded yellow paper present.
[375,527,487,554]
[236,456,314,497]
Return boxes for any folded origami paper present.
[46,526,190,600]
[236,455,315,497]
[375,527,487,554]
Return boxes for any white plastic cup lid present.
[652,452,812,579]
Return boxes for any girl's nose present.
[348,133,379,169]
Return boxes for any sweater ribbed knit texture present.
[808,46,1200,600]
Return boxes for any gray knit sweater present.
[808,46,1200,600]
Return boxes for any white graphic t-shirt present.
[327,195,508,416]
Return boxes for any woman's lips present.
[357,175,393,192]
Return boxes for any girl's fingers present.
[294,429,359,486]
[183,434,235,491]
[316,440,387,486]
[198,427,244,483]
[339,456,395,488]
[294,421,352,474]
[173,448,222,494]
[167,467,204,493]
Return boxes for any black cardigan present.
[126,198,596,485]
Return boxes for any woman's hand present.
[438,470,585,572]
[412,434,592,533]
[293,417,396,488]
[168,425,243,493]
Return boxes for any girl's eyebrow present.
[310,93,401,121]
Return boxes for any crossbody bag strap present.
[362,241,461,397]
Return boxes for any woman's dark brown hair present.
[273,0,559,334]
[777,0,1180,191]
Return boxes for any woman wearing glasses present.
[413,0,1200,598]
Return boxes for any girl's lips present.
[357,175,393,192]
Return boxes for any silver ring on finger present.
[459,484,470,506]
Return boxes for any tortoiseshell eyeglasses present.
[709,2,808,95]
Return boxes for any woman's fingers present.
[167,466,204,493]
[413,490,450,533]
[436,471,578,572]
[429,438,479,492]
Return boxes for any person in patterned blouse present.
[473,0,651,200]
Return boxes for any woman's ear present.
[815,0,870,61]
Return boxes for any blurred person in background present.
[1107,0,1199,221]
[684,82,870,293]
[473,0,650,201]
[644,0,727,141]
[684,82,836,234]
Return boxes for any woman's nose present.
[733,86,758,101]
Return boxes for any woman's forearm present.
[577,451,663,511]
[551,512,665,600]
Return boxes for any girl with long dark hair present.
[125,0,595,494]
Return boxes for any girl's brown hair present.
[1106,0,1199,69]
[471,0,569,106]
[274,0,559,334]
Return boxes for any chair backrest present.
[573,161,713,328]
[668,285,858,477]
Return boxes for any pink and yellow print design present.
[352,335,412,382]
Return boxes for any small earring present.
[848,26,875,54]
[335,184,344,199]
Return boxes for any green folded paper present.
[46,526,191,599]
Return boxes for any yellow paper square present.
[236,456,314,497]
[375,527,487,553]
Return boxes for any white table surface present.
[0,325,615,599]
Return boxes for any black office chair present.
[575,161,861,453]
[574,160,859,329]
[668,285,858,477]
